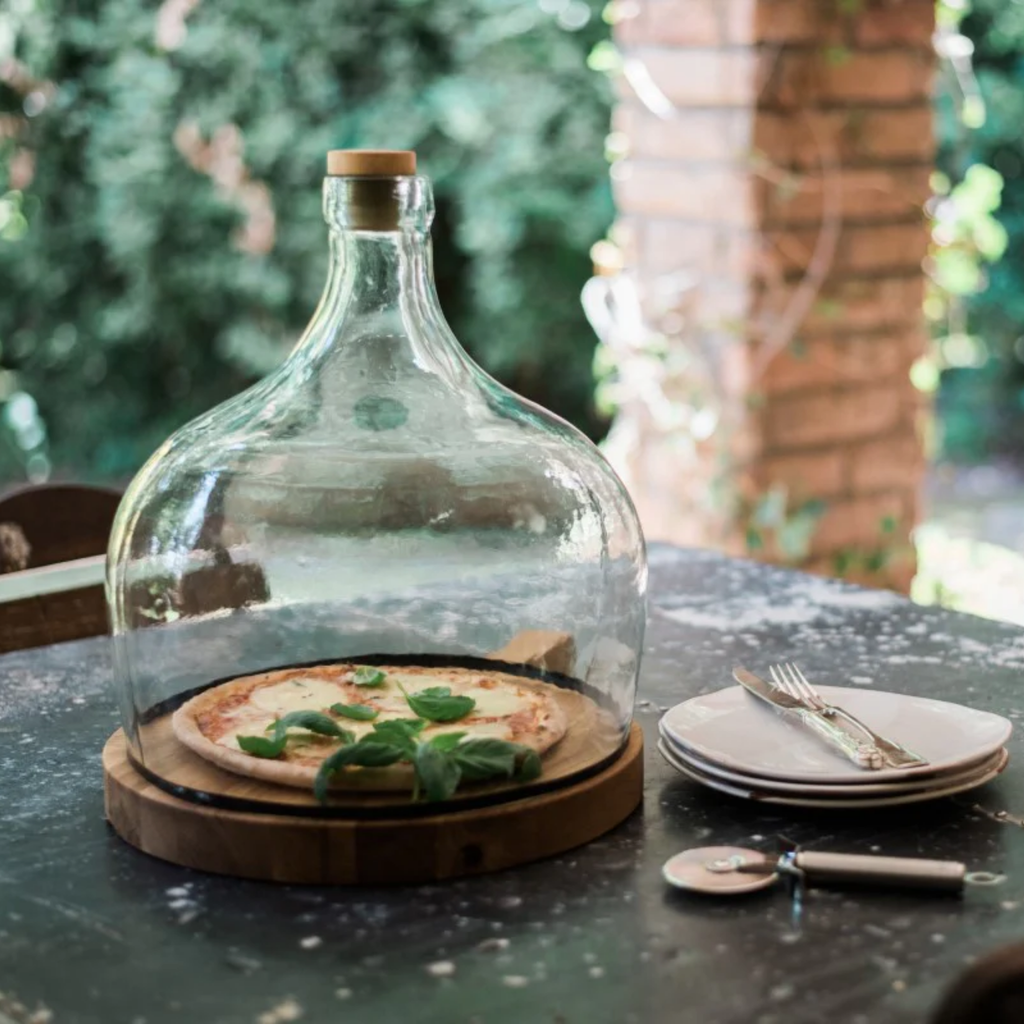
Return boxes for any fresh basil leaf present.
[237,733,287,758]
[449,738,518,781]
[242,710,350,759]
[353,666,387,687]
[419,686,451,698]
[330,702,379,722]
[272,710,351,740]
[400,684,476,723]
[428,732,467,752]
[372,717,427,737]
[414,742,462,802]
[369,718,426,756]
[313,739,405,801]
[347,742,405,768]
[514,747,543,782]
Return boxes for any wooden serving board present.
[136,685,620,812]
[103,723,644,884]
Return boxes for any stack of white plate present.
[658,685,1013,809]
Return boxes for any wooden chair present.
[0,482,273,653]
[0,483,121,653]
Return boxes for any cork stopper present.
[327,150,417,177]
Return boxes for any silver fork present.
[769,663,928,769]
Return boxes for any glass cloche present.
[106,150,647,812]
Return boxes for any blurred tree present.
[0,0,612,483]
[934,0,1024,461]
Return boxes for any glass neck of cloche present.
[315,174,438,326]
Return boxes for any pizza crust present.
[171,663,569,791]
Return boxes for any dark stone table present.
[4,544,1024,1024]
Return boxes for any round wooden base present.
[102,724,644,885]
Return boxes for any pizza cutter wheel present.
[662,845,968,897]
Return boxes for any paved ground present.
[916,461,1024,626]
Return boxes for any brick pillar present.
[606,0,934,592]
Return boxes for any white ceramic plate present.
[657,739,1009,809]
[660,685,1013,784]
[658,720,1007,795]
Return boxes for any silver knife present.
[733,667,885,770]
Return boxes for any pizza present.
[171,662,569,791]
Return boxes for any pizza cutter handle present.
[793,851,966,892]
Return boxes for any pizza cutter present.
[662,845,973,897]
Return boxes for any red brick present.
[854,0,935,48]
[760,331,916,395]
[805,544,917,593]
[628,47,760,107]
[757,166,932,226]
[697,283,753,324]
[844,222,928,273]
[607,1,936,565]
[614,161,754,222]
[810,491,908,554]
[849,429,925,493]
[640,219,722,273]
[764,382,904,449]
[641,219,767,281]
[752,275,925,334]
[748,0,844,45]
[886,555,917,595]
[755,107,934,168]
[766,49,934,107]
[725,0,760,44]
[646,0,725,47]
[763,222,928,278]
[618,163,931,233]
[757,448,846,498]
[903,324,928,359]
[618,105,754,163]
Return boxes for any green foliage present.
[930,165,1007,300]
[742,486,827,564]
[934,0,1024,462]
[0,0,612,483]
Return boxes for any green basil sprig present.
[400,684,476,722]
[238,711,353,759]
[330,702,379,721]
[416,736,542,801]
[353,666,387,687]
[312,715,541,803]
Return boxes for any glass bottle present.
[107,150,647,789]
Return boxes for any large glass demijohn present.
[106,150,647,806]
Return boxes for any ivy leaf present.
[428,731,467,752]
[353,666,387,687]
[237,733,287,758]
[413,742,462,802]
[330,702,379,721]
[313,739,405,801]
[400,684,476,722]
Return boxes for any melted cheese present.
[251,678,348,713]
[462,684,530,717]
[383,672,532,717]
[431,721,512,741]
